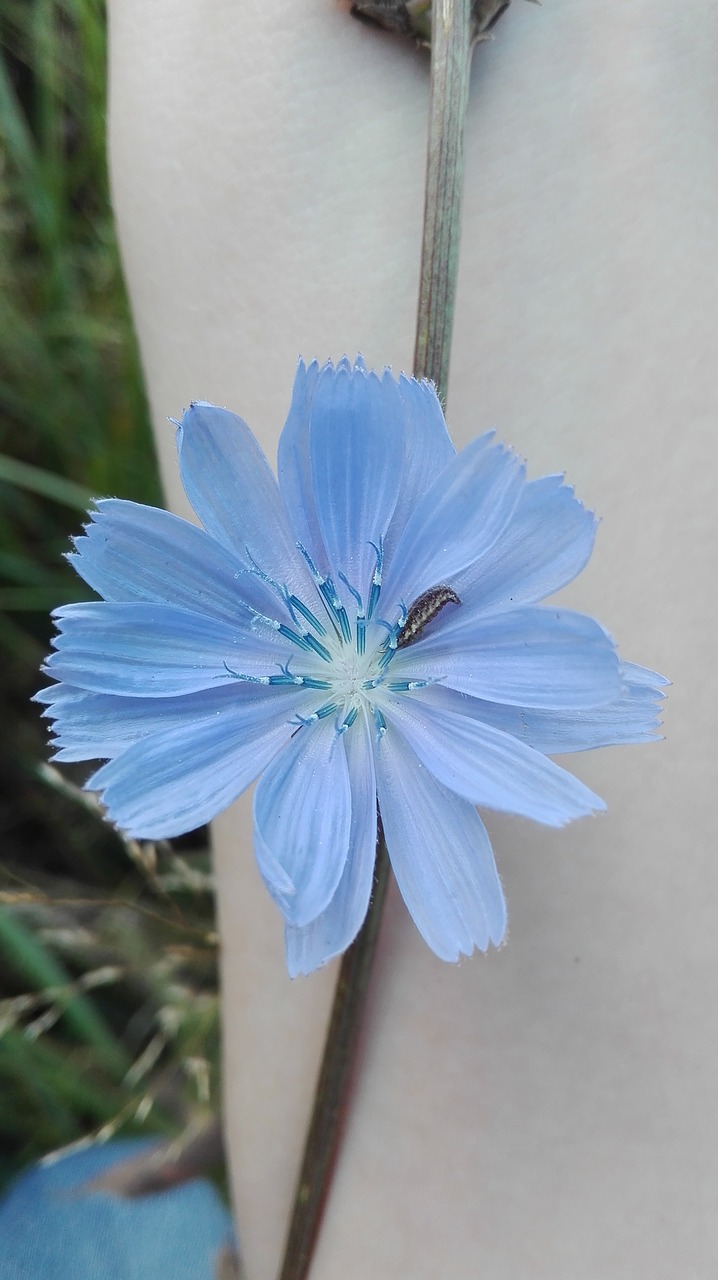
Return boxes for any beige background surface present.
[108,2,716,1277]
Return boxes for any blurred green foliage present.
[0,1,222,1189]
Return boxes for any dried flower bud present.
[350,0,521,46]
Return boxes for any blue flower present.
[36,357,666,975]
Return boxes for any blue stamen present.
[222,662,270,684]
[374,613,404,670]
[337,705,359,735]
[386,679,431,692]
[301,676,333,690]
[373,707,387,740]
[361,676,383,691]
[276,622,314,653]
[244,546,279,590]
[314,701,339,720]
[367,539,384,620]
[247,607,314,655]
[302,632,333,662]
[247,607,283,633]
[296,542,325,587]
[339,572,367,655]
[287,594,327,637]
[291,703,338,728]
[318,578,352,644]
[338,572,362,610]
[296,544,351,641]
[244,549,301,627]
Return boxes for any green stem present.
[414,0,474,400]
[277,831,391,1280]
[277,6,475,1278]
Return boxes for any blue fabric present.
[0,1141,235,1280]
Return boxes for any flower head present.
[37,357,666,974]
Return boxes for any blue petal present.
[253,717,352,928]
[0,1140,235,1280]
[395,606,621,709]
[285,711,377,976]
[46,602,291,697]
[453,475,597,612]
[69,499,284,622]
[277,359,325,569]
[177,401,310,596]
[278,363,456,594]
[441,662,667,754]
[308,364,404,600]
[381,433,525,616]
[383,375,456,562]
[34,681,284,763]
[374,727,506,960]
[86,687,307,838]
[381,686,606,826]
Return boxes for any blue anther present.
[302,632,333,662]
[318,578,352,643]
[276,622,313,653]
[288,594,327,637]
[338,572,367,655]
[386,679,430,692]
[268,671,304,686]
[292,701,339,727]
[342,705,359,729]
[336,606,352,645]
[314,701,339,720]
[361,676,382,691]
[373,707,387,739]
[301,676,333,690]
[373,617,401,670]
[338,571,363,610]
[378,646,397,671]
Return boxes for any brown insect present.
[396,585,460,648]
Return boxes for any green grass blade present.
[0,453,94,510]
[0,909,130,1076]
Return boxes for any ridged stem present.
[277,830,390,1280]
[414,0,474,400]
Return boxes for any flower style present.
[36,358,666,975]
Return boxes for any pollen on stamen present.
[337,705,359,735]
[373,707,387,740]
[222,663,270,685]
[288,594,327,637]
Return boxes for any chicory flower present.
[36,358,665,974]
